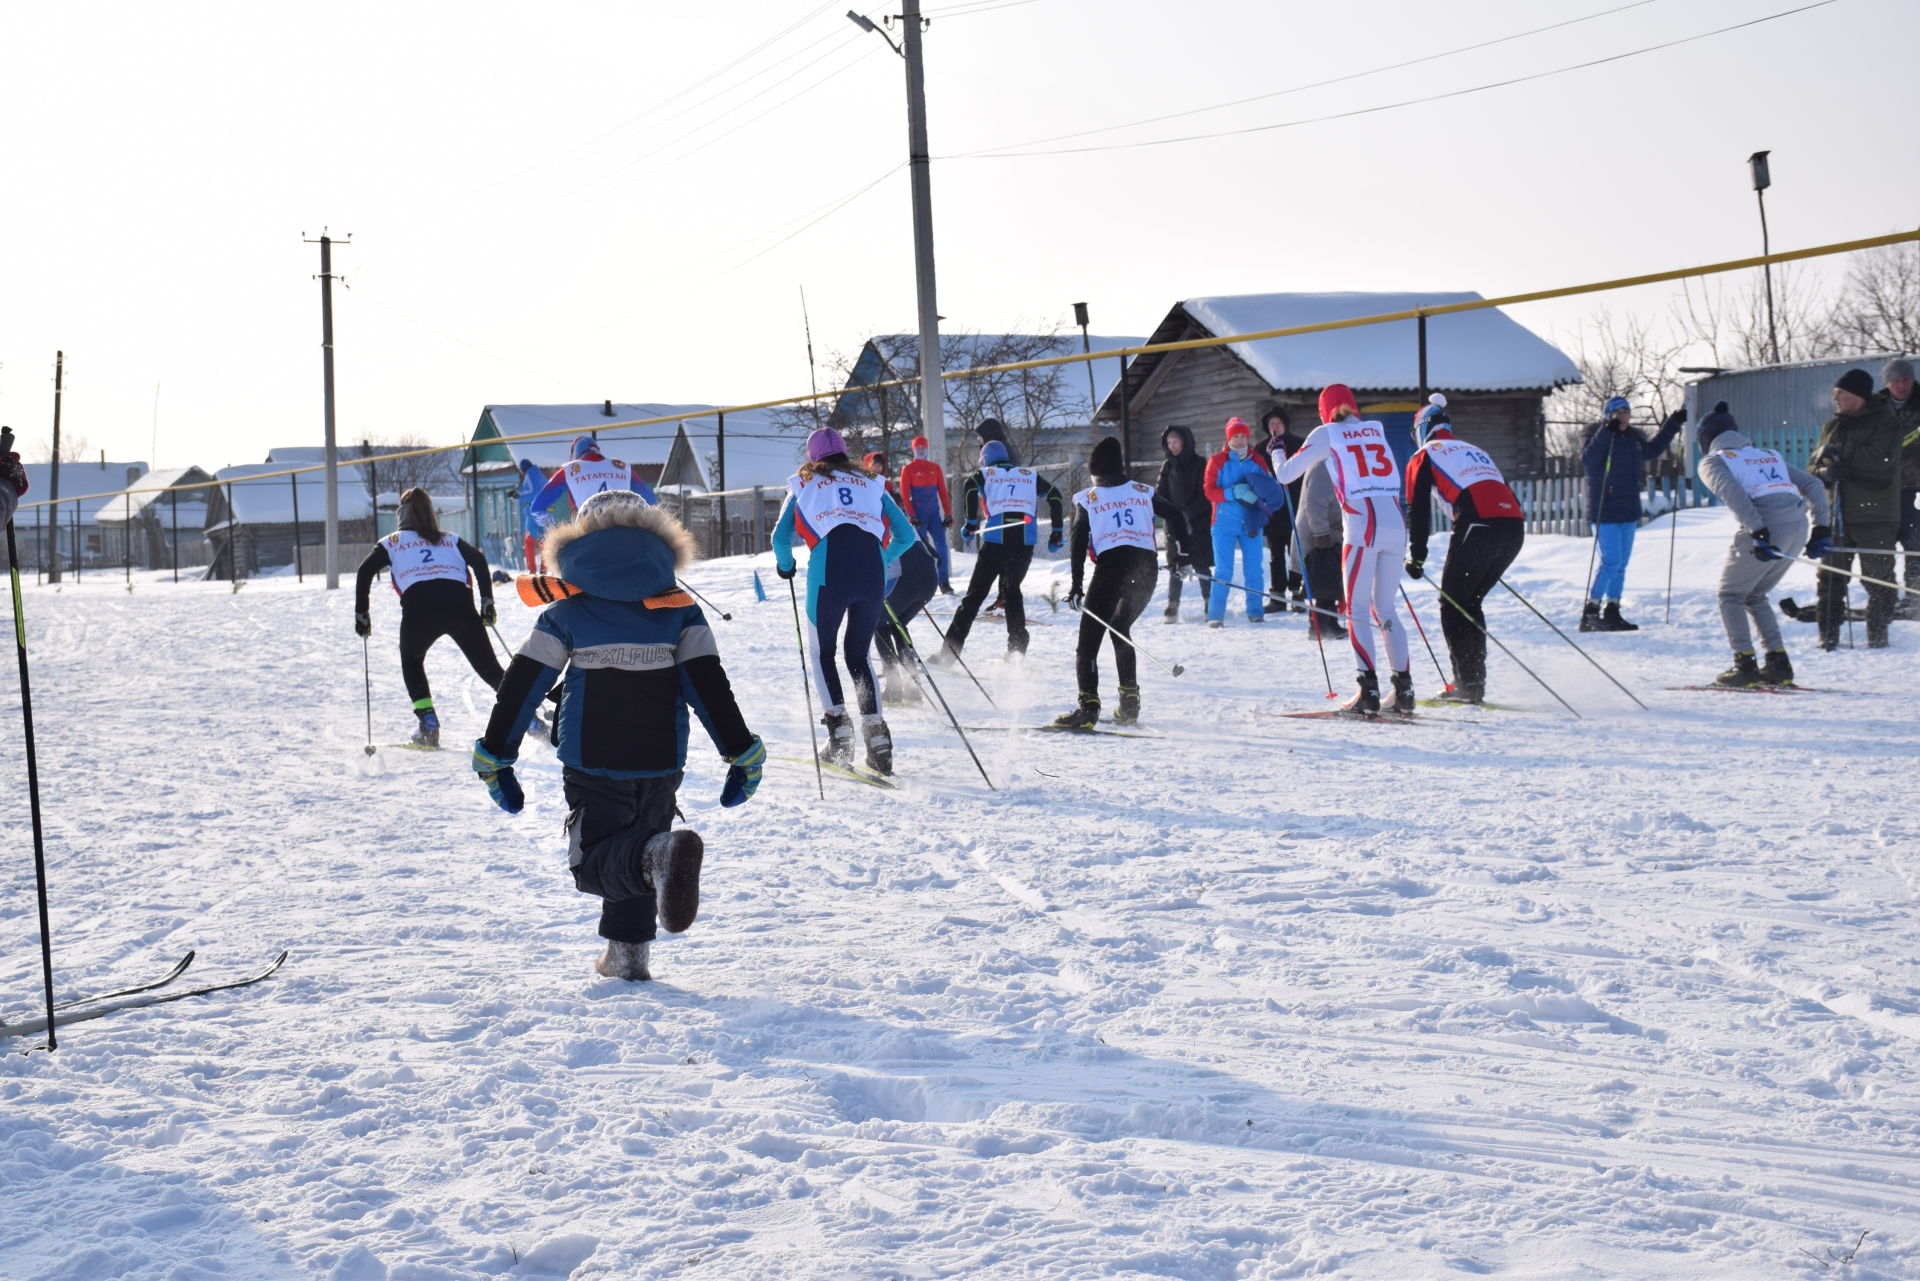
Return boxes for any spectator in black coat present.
[1157,425,1212,620]
[1258,406,1307,612]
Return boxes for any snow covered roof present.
[848,334,1144,423]
[264,446,331,463]
[17,460,149,518]
[90,466,217,526]
[472,403,809,492]
[1174,293,1580,394]
[210,463,374,527]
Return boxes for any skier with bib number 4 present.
[526,436,659,570]
[1275,384,1414,715]
[471,490,764,983]
[354,488,503,747]
[772,428,916,774]
[1694,402,1830,686]
[1053,436,1190,729]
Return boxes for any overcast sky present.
[1,0,1912,474]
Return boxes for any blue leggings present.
[806,527,885,716]
[1590,521,1637,602]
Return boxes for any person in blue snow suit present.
[1201,417,1282,625]
[1580,397,1685,632]
[515,458,547,572]
[526,436,659,566]
[772,427,916,775]
[471,490,764,983]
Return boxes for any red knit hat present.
[1318,384,1359,423]
[1224,417,1252,442]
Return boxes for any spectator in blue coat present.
[1580,397,1685,631]
[1201,417,1280,626]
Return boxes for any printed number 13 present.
[1344,443,1393,477]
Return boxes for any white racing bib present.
[1422,438,1506,489]
[1719,447,1799,501]
[563,457,632,508]
[384,531,468,595]
[1325,420,1401,505]
[982,466,1039,521]
[789,471,886,543]
[1076,483,1157,556]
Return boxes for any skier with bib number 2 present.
[354,487,503,747]
[1274,384,1414,716]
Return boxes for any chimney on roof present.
[602,400,615,417]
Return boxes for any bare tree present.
[1827,242,1920,356]
[29,430,93,464]
[1674,263,1838,369]
[357,435,461,508]
[1543,309,1688,456]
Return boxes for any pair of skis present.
[0,950,289,1041]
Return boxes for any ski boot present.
[644,829,705,933]
[1052,694,1101,730]
[1578,601,1603,633]
[1207,618,1224,630]
[1714,651,1763,687]
[1437,681,1484,705]
[1759,649,1794,685]
[1162,607,1181,624]
[1896,593,1920,622]
[820,712,855,767]
[937,584,955,597]
[1114,684,1141,725]
[1387,670,1415,715]
[1340,670,1381,717]
[411,709,441,749]
[861,714,894,776]
[1601,601,1639,632]
[595,939,652,982]
[1248,613,1266,624]
[881,666,922,707]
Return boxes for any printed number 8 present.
[839,486,854,506]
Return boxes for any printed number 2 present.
[1344,443,1394,477]
[838,486,854,506]
[418,548,435,564]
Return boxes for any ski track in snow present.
[2,512,1917,1279]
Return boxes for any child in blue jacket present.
[471,491,764,983]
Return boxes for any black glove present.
[480,601,498,627]
[776,564,797,580]
[1405,558,1425,579]
[1749,529,1783,562]
[1067,585,1084,610]
[1664,407,1687,430]
[353,611,371,638]
[1806,525,1834,559]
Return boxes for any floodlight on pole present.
[849,1,947,482]
[1748,150,1779,365]
[1072,302,1100,453]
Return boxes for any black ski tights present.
[1436,518,1524,688]
[1076,547,1158,696]
[399,588,504,706]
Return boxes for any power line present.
[957,0,1666,157]
[950,0,1839,161]
[697,165,905,283]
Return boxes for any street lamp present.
[848,2,947,474]
[1748,150,1779,366]
[1072,301,1099,438]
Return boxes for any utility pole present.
[46,352,64,584]
[1748,151,1779,365]
[305,230,350,588]
[848,2,946,475]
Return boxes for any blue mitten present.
[471,740,524,814]
[1047,530,1064,553]
[721,735,765,808]
[1232,482,1258,504]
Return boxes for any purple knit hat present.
[806,426,848,462]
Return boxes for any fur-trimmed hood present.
[540,498,693,602]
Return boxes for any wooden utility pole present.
[304,231,350,588]
[46,352,65,583]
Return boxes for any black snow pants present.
[874,541,938,671]
[398,581,503,707]
[564,767,683,943]
[1077,546,1158,697]
[1436,518,1525,689]
[946,540,1035,655]
[1264,509,1298,603]
[1816,529,1897,646]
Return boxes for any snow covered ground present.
[3,508,1917,1280]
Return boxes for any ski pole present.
[1186,568,1346,625]
[1419,578,1581,720]
[487,621,513,666]
[361,634,376,756]
[3,425,59,1051]
[1783,552,1904,595]
[1497,578,1649,711]
[885,604,995,791]
[1664,486,1680,625]
[1399,584,1449,690]
[1278,486,1334,698]
[915,604,997,709]
[785,575,826,799]
[676,578,732,621]
[1073,599,1185,676]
